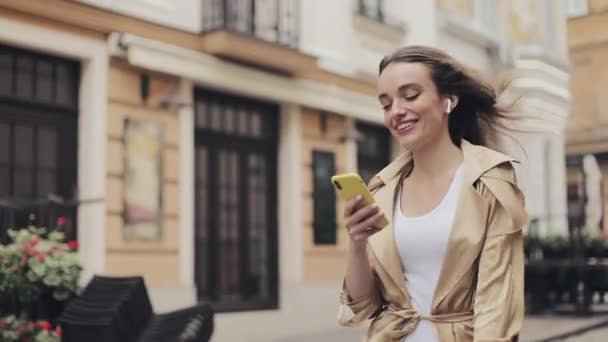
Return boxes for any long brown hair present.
[379,45,514,148]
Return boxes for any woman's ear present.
[445,96,459,114]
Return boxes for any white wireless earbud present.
[446,99,452,113]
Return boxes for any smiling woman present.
[338,46,528,342]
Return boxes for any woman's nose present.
[390,99,407,117]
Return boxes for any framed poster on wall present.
[123,118,164,241]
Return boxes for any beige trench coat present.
[338,140,529,342]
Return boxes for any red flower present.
[37,254,46,262]
[22,244,38,256]
[20,257,28,266]
[0,321,8,328]
[40,321,52,331]
[68,240,79,250]
[55,326,63,337]
[28,236,40,246]
[16,326,25,334]
[57,216,67,226]
[30,322,37,329]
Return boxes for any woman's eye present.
[381,103,392,111]
[405,93,420,101]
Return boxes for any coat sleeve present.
[337,246,385,327]
[473,163,528,342]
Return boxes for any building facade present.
[0,1,571,341]
[565,0,608,236]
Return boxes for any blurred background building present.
[565,0,608,238]
[0,0,576,341]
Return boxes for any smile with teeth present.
[395,120,418,133]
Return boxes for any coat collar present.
[367,140,518,310]
[371,140,518,189]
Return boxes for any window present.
[194,88,278,312]
[358,0,385,22]
[356,0,403,29]
[357,122,391,184]
[201,0,299,47]
[566,0,589,18]
[0,46,79,109]
[0,45,79,242]
[312,151,337,245]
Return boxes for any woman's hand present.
[344,195,385,253]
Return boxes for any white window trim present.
[0,16,109,286]
[566,0,589,18]
[543,0,557,52]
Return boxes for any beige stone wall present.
[105,59,181,286]
[568,6,608,135]
[505,0,544,45]
[569,45,608,127]
[590,0,608,13]
[301,108,350,282]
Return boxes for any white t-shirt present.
[394,164,465,342]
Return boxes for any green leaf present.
[43,273,61,287]
[48,232,65,243]
[32,263,47,277]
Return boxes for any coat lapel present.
[431,179,491,309]
[368,152,412,298]
[432,140,518,310]
[368,175,409,297]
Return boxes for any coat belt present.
[387,306,474,340]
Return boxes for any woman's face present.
[377,62,451,152]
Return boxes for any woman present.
[338,46,528,342]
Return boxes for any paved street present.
[210,283,608,342]
[267,315,608,342]
[521,315,608,342]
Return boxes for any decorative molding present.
[352,14,407,45]
[437,12,499,50]
[509,44,571,71]
[116,33,385,125]
[131,0,174,11]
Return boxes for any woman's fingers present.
[347,209,385,237]
[344,195,362,218]
[351,226,382,241]
[345,203,379,229]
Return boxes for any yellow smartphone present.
[331,173,389,229]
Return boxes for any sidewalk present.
[209,283,608,342]
[273,314,608,342]
[521,315,608,341]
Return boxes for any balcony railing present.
[357,0,405,31]
[0,195,81,244]
[201,0,299,48]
